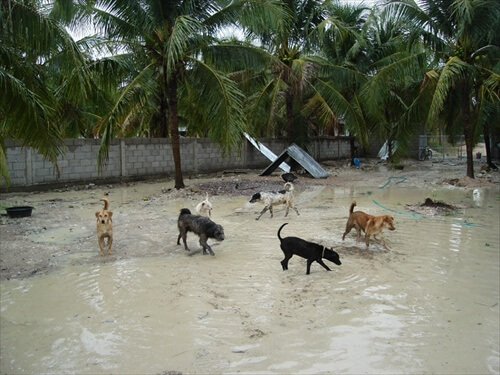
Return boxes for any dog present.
[195,193,213,217]
[277,223,341,275]
[177,208,225,256]
[342,201,395,249]
[95,198,113,256]
[249,182,299,220]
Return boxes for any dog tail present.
[277,223,288,241]
[100,198,110,210]
[205,192,209,200]
[284,182,294,191]
[349,201,356,214]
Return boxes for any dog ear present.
[95,211,99,219]
[108,211,113,220]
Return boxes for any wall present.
[3,137,353,189]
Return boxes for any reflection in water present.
[1,186,499,374]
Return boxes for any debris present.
[281,173,297,183]
[261,144,328,178]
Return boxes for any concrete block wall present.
[312,138,352,160]
[3,137,350,189]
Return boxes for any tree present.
[357,5,429,162]
[241,0,326,150]
[388,0,500,178]
[0,0,92,185]
[83,0,288,189]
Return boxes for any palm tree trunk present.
[167,77,185,189]
[483,126,495,168]
[349,136,356,166]
[285,90,294,143]
[160,95,168,138]
[461,83,475,178]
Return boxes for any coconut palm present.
[356,5,430,161]
[305,3,427,164]
[81,0,288,189]
[388,0,500,178]
[0,0,92,185]
[241,0,326,150]
[303,1,371,162]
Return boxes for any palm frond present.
[208,0,290,38]
[202,43,271,72]
[426,56,471,125]
[186,58,246,153]
[166,15,204,78]
[0,139,11,187]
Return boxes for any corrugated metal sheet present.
[260,144,328,178]
[243,132,290,172]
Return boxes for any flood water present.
[1,179,499,374]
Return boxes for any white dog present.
[195,193,213,217]
[249,182,299,220]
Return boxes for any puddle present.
[1,182,499,374]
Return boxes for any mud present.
[0,158,499,374]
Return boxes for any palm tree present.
[305,1,371,162]
[357,6,430,162]
[82,0,288,189]
[0,0,91,185]
[388,0,500,178]
[241,0,326,150]
[305,3,427,164]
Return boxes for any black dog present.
[277,223,341,274]
[177,208,225,256]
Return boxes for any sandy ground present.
[0,158,498,281]
[1,157,499,374]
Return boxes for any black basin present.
[6,206,34,218]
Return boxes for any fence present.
[418,135,471,161]
[3,137,354,189]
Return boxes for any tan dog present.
[342,201,395,249]
[96,198,113,255]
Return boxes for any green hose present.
[379,176,407,189]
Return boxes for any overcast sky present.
[68,1,381,41]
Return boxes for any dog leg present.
[316,259,332,272]
[204,244,215,256]
[355,226,363,243]
[181,232,190,251]
[373,234,389,250]
[280,247,292,270]
[292,205,300,216]
[98,237,105,256]
[176,229,191,251]
[342,222,353,241]
[365,233,371,248]
[256,206,270,220]
[269,206,274,218]
[281,256,291,270]
[107,236,113,255]
[306,259,314,275]
[199,235,215,256]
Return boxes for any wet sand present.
[0,159,499,374]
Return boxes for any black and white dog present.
[177,208,225,256]
[249,182,299,220]
[277,223,341,274]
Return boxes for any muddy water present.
[1,183,499,374]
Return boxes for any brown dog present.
[342,201,395,249]
[96,198,113,255]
